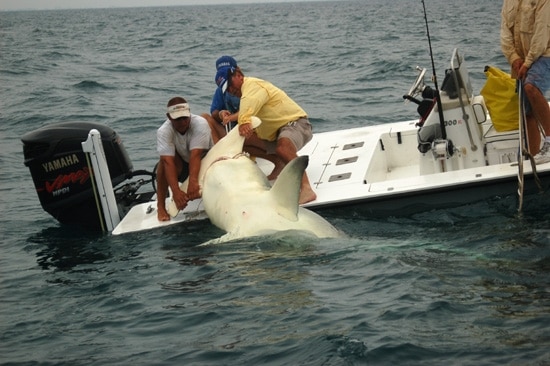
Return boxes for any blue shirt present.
[210,86,240,114]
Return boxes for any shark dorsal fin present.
[270,155,308,222]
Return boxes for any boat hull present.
[312,170,549,217]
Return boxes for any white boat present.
[21,48,550,235]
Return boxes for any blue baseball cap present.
[214,66,230,87]
[215,56,237,71]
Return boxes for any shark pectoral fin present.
[166,180,188,218]
[250,116,262,128]
[276,206,299,222]
[270,155,308,220]
[167,199,179,217]
[179,179,188,192]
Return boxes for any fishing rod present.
[421,0,447,139]
[517,80,526,212]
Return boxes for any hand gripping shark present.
[168,117,340,242]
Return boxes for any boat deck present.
[113,118,550,235]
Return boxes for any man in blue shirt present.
[209,56,240,141]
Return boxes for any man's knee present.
[524,82,542,98]
[275,138,298,162]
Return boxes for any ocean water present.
[1,0,550,365]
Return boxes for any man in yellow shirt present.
[226,67,316,204]
[501,0,550,164]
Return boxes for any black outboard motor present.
[21,122,133,230]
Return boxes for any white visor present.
[167,103,190,119]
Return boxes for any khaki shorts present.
[264,117,312,153]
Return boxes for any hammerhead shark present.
[169,117,340,243]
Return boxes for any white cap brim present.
[221,80,228,94]
[167,103,190,119]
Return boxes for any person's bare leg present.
[524,83,550,155]
[156,161,170,221]
[202,113,226,144]
[266,160,285,181]
[525,114,541,156]
[276,137,316,204]
[244,134,285,180]
[298,171,317,204]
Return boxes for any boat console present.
[405,49,511,175]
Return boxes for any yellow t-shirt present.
[238,77,307,141]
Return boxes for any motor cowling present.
[21,122,133,230]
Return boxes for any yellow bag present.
[480,66,519,132]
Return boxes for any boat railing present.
[449,48,474,100]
